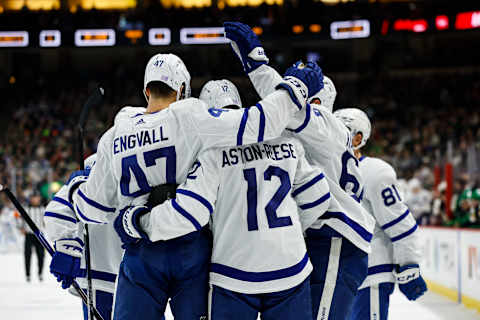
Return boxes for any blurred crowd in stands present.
[0,62,479,234]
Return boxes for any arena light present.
[309,24,322,33]
[0,31,29,47]
[435,15,449,30]
[74,29,115,47]
[292,25,304,34]
[455,11,480,30]
[125,30,143,44]
[39,30,61,47]
[381,20,389,35]
[148,28,171,45]
[180,27,228,44]
[393,19,428,33]
[330,20,370,40]
[252,26,263,36]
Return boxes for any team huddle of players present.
[43,22,427,320]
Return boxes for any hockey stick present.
[77,86,104,320]
[0,184,105,320]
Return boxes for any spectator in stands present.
[451,177,480,228]
[431,181,447,226]
[405,178,432,225]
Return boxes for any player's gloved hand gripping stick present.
[394,264,428,301]
[0,184,105,320]
[50,237,84,289]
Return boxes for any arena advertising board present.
[419,227,459,292]
[460,229,480,304]
[420,226,480,311]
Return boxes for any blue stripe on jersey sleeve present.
[391,224,418,242]
[287,103,311,134]
[44,211,77,224]
[210,252,309,282]
[171,199,202,231]
[299,192,330,210]
[236,108,249,146]
[381,209,411,230]
[176,189,213,214]
[78,269,117,283]
[52,196,74,211]
[292,172,325,198]
[275,83,303,110]
[255,103,265,143]
[78,189,116,213]
[75,205,104,224]
[320,211,373,242]
[367,264,396,275]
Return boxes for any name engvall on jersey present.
[222,142,296,167]
[113,126,169,154]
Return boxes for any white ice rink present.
[1,252,479,320]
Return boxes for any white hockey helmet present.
[143,53,191,102]
[334,108,371,150]
[199,79,242,109]
[308,75,337,112]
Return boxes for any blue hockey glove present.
[394,264,427,301]
[275,61,324,110]
[114,206,151,249]
[50,237,84,289]
[224,22,269,73]
[66,168,91,203]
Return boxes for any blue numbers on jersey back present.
[120,155,151,197]
[120,146,176,197]
[381,185,402,207]
[340,151,360,195]
[243,168,258,231]
[243,166,293,231]
[264,167,293,228]
[187,161,201,180]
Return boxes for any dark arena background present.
[1,0,480,319]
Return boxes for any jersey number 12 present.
[243,166,293,231]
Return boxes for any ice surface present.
[1,252,479,320]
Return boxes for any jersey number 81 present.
[381,185,402,207]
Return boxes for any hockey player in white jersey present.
[65,49,324,320]
[115,79,331,319]
[44,154,124,320]
[224,22,375,320]
[333,108,427,320]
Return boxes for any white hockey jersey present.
[72,90,304,226]
[357,156,421,289]
[248,65,375,252]
[141,136,331,293]
[44,156,123,293]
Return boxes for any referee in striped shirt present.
[20,193,46,282]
